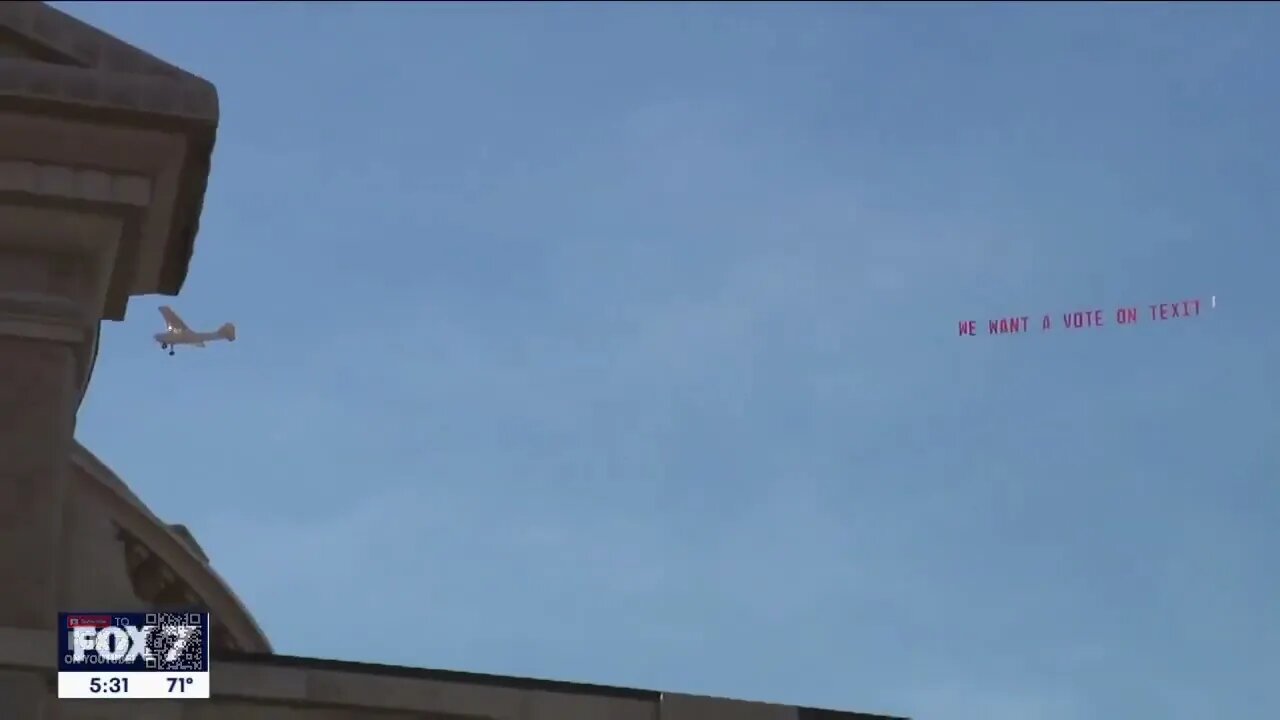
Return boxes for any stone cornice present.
[0,159,152,205]
[0,57,217,123]
[0,2,220,303]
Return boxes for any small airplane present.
[154,306,236,356]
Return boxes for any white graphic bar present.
[57,671,209,699]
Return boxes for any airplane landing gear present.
[169,349,175,356]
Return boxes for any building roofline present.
[211,650,910,719]
[211,649,660,701]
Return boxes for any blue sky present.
[63,3,1279,718]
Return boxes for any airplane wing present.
[158,306,191,333]
[192,341,206,348]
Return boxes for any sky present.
[60,3,1280,718]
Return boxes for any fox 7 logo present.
[68,622,195,667]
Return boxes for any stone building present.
[0,4,908,718]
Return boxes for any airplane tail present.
[218,322,236,341]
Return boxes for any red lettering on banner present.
[961,297,1208,338]
[1150,299,1203,321]
[988,316,1028,334]
[1063,310,1104,329]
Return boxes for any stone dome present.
[68,441,271,654]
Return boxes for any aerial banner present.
[958,297,1214,337]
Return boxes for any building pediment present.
[0,1,203,80]
[0,34,52,61]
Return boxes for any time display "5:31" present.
[89,676,129,694]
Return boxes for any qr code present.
[142,612,205,672]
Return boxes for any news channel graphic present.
[57,611,211,699]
